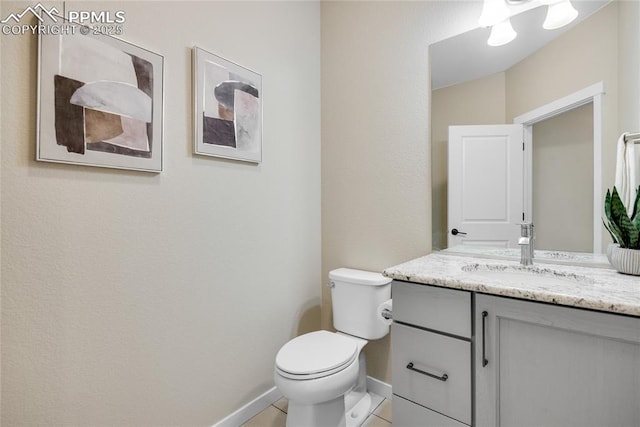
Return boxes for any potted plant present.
[603,186,640,275]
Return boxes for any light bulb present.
[488,19,517,47]
[543,0,578,30]
[479,0,510,28]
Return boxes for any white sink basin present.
[461,263,594,286]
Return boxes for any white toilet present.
[274,268,392,427]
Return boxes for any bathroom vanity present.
[384,253,640,427]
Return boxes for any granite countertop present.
[383,252,640,317]
[441,245,611,268]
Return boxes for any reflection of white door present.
[448,124,524,248]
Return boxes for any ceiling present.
[430,0,610,90]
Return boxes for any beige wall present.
[618,0,640,185]
[321,0,481,384]
[1,1,320,425]
[533,104,594,252]
[618,1,640,150]
[505,2,617,122]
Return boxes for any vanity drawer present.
[393,395,468,427]
[392,323,471,425]
[392,280,471,338]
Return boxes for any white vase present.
[607,244,640,276]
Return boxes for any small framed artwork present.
[37,15,164,173]
[193,47,262,163]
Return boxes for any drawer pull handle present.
[482,310,489,367]
[406,362,449,382]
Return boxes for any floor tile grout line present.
[372,413,389,423]
[363,413,390,426]
[375,400,392,423]
[376,413,392,423]
[372,398,391,423]
[370,398,384,414]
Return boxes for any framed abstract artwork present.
[193,47,262,163]
[37,16,164,172]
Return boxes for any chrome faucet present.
[518,222,534,266]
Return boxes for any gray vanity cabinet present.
[392,280,640,427]
[476,294,640,427]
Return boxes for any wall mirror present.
[430,0,640,256]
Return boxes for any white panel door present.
[447,124,524,248]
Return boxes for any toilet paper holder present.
[377,299,393,325]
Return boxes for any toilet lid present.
[275,331,358,377]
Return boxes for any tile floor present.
[240,394,392,427]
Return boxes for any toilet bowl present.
[274,268,392,427]
[274,331,369,427]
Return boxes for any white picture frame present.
[193,46,262,163]
[37,15,164,173]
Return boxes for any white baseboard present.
[366,376,392,400]
[212,386,283,427]
[213,376,391,427]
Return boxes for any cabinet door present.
[475,294,640,427]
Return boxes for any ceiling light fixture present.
[479,0,579,47]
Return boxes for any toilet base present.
[286,396,347,427]
[344,350,370,427]
[345,391,371,427]
[285,391,373,427]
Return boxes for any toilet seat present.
[276,331,359,380]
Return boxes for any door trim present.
[513,82,604,253]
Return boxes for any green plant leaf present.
[602,218,620,245]
[631,185,640,228]
[610,187,639,248]
[604,188,625,245]
[605,188,613,221]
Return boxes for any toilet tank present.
[329,268,392,340]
